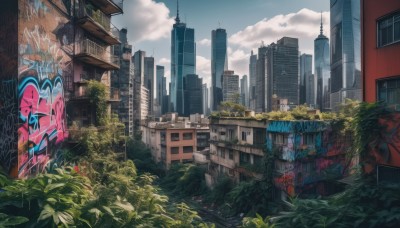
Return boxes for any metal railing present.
[78,5,111,31]
[78,39,119,67]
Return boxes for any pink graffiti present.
[18,76,66,177]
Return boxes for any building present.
[202,83,209,115]
[156,65,168,116]
[267,120,352,199]
[256,45,268,112]
[144,57,155,116]
[314,15,331,111]
[142,114,210,169]
[249,51,258,111]
[266,37,300,111]
[211,28,228,111]
[184,74,203,115]
[133,50,150,130]
[111,28,134,137]
[208,118,267,184]
[170,3,196,115]
[330,0,361,111]
[222,70,240,103]
[0,0,123,178]
[300,54,313,106]
[240,75,249,107]
[306,73,316,108]
[361,0,400,181]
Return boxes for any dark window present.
[378,12,400,47]
[377,77,400,110]
[171,133,179,141]
[303,133,317,145]
[171,147,179,154]
[273,133,288,145]
[241,131,247,141]
[240,152,250,164]
[229,150,234,160]
[183,133,193,140]
[220,132,226,135]
[183,146,193,153]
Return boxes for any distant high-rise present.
[144,57,155,115]
[300,53,313,106]
[170,1,196,115]
[133,50,149,129]
[211,28,228,111]
[156,65,167,116]
[256,45,268,112]
[222,70,239,103]
[266,37,299,111]
[202,84,209,115]
[240,75,249,107]
[315,14,331,111]
[184,74,203,115]
[249,50,257,110]
[330,0,361,110]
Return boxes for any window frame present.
[377,11,400,48]
[171,147,179,154]
[171,133,180,141]
[182,132,193,140]
[183,146,193,153]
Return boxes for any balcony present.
[88,0,123,15]
[76,5,120,45]
[75,39,120,70]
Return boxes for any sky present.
[112,0,330,91]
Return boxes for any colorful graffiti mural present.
[267,120,350,196]
[18,76,66,177]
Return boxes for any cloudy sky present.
[112,0,330,90]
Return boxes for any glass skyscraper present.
[300,53,313,106]
[170,4,196,115]
[315,15,331,111]
[211,28,228,111]
[330,0,361,110]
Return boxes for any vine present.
[87,80,108,126]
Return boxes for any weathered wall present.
[17,0,72,177]
[0,0,19,176]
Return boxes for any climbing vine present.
[87,80,108,126]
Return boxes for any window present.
[273,133,288,145]
[228,129,234,140]
[377,78,400,109]
[241,131,247,141]
[229,150,234,160]
[171,133,179,141]
[219,148,226,159]
[378,12,400,47]
[220,132,226,135]
[240,152,250,164]
[183,133,193,140]
[183,146,193,153]
[171,147,179,154]
[303,133,317,145]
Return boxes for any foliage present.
[161,164,208,197]
[87,80,108,126]
[211,100,247,117]
[273,176,400,228]
[205,176,234,205]
[241,214,275,228]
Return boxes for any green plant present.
[241,214,275,228]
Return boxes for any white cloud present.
[196,55,211,86]
[158,57,171,65]
[228,48,250,77]
[229,8,330,55]
[112,0,174,43]
[198,38,211,47]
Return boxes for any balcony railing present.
[76,39,120,69]
[78,5,111,31]
[89,0,123,15]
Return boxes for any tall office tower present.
[170,1,196,115]
[184,74,203,115]
[222,70,240,103]
[144,57,154,115]
[211,28,228,111]
[330,0,361,110]
[202,84,209,115]
[156,65,165,117]
[240,75,249,107]
[256,45,268,112]
[133,50,148,129]
[111,28,134,137]
[315,14,331,111]
[249,50,257,110]
[300,53,313,106]
[266,37,299,111]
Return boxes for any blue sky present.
[112,0,330,88]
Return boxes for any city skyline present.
[112,0,330,89]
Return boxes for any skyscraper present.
[202,83,209,115]
[256,44,268,112]
[156,65,167,116]
[133,50,149,130]
[211,28,228,111]
[249,50,257,110]
[240,75,249,107]
[222,70,240,103]
[184,74,203,115]
[266,37,299,111]
[300,53,313,106]
[315,14,331,111]
[170,1,196,115]
[330,0,361,110]
[144,57,155,115]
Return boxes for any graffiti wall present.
[16,0,71,177]
[267,121,350,196]
[0,0,19,176]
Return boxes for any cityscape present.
[0,0,399,227]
